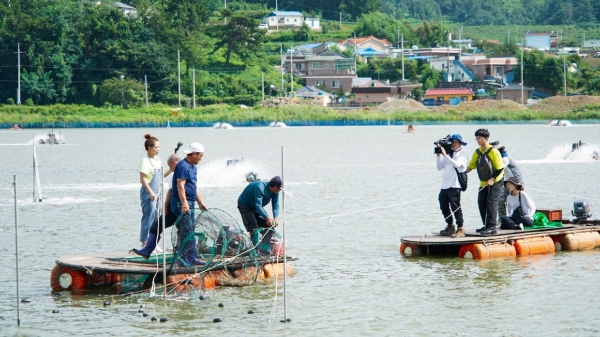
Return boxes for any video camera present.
[434,135,454,155]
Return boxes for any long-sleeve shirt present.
[506,191,536,218]
[237,181,280,219]
[436,148,469,189]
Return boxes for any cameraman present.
[436,134,469,238]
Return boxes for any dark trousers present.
[478,180,503,228]
[148,211,177,236]
[237,203,273,247]
[500,210,534,229]
[438,188,463,227]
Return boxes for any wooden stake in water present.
[32,144,42,202]
[281,146,288,322]
[14,175,21,326]
[161,177,167,299]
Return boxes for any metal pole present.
[280,44,284,97]
[563,58,567,96]
[145,75,148,107]
[353,32,357,74]
[275,0,278,31]
[290,47,293,94]
[261,72,265,102]
[161,174,167,298]
[14,175,21,326]
[177,50,181,107]
[192,68,196,108]
[281,146,287,322]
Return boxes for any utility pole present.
[192,68,196,108]
[520,50,524,105]
[508,29,510,44]
[353,31,357,74]
[290,46,294,93]
[275,0,278,31]
[144,75,148,107]
[446,32,451,82]
[563,57,567,96]
[224,0,227,24]
[177,50,181,107]
[401,33,405,81]
[261,72,265,102]
[16,43,22,105]
[280,44,284,97]
[339,12,342,28]
[583,32,586,47]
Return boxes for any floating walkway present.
[51,251,295,293]
[400,224,600,259]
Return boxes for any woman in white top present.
[500,176,536,230]
[138,134,171,247]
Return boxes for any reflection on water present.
[1,125,600,335]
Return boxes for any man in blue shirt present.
[237,176,282,255]
[172,142,208,266]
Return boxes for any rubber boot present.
[179,239,205,266]
[131,234,158,259]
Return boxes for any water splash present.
[198,158,269,188]
[520,143,600,164]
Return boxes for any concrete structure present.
[113,2,137,17]
[282,46,356,93]
[265,11,304,29]
[304,17,320,31]
[352,79,422,104]
[496,84,534,104]
[339,36,393,54]
[424,88,473,103]
[461,56,518,82]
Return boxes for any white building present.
[265,11,304,29]
[113,2,137,18]
[304,17,320,31]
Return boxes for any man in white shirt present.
[436,134,470,238]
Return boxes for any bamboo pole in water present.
[281,146,288,322]
[14,175,21,326]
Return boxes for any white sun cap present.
[183,142,205,154]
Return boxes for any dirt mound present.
[376,99,429,112]
[529,95,600,113]
[435,99,527,113]
[261,97,299,107]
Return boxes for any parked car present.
[257,24,268,30]
[422,98,438,107]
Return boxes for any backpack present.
[476,147,495,181]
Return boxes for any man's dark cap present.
[269,176,282,188]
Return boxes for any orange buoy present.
[262,263,294,279]
[561,231,600,251]
[50,265,88,291]
[514,236,555,256]
[459,243,516,259]
[399,243,421,256]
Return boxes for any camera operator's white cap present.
[183,142,205,154]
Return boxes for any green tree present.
[210,11,266,67]
[99,77,145,108]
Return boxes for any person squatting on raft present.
[237,176,282,255]
[465,129,505,236]
[171,142,208,266]
[132,154,180,259]
[490,141,524,218]
[138,134,172,248]
[436,134,470,238]
[500,177,536,230]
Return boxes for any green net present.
[530,212,564,229]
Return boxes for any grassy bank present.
[2,104,600,127]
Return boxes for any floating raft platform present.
[400,222,600,259]
[51,251,296,293]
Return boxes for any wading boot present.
[439,224,456,236]
[131,234,159,259]
[451,227,465,238]
[178,240,206,267]
[480,226,497,236]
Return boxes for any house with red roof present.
[424,88,473,104]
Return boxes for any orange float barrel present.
[560,231,600,251]
[399,243,422,256]
[459,243,516,259]
[514,236,555,256]
[50,265,88,291]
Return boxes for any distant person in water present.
[138,134,172,248]
[237,176,282,255]
[9,124,21,130]
[500,177,536,230]
[407,124,414,132]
